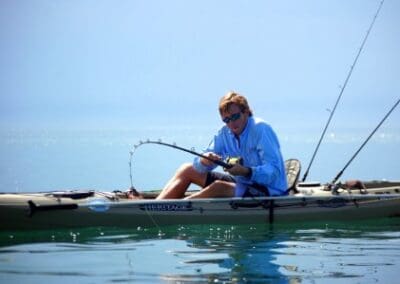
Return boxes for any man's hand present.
[224,163,251,178]
[200,152,222,167]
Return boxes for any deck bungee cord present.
[302,0,385,182]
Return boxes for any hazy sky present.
[0,0,399,190]
[1,0,399,134]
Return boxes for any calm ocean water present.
[1,128,400,283]
[1,222,400,283]
[1,127,399,192]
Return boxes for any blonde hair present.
[218,91,253,116]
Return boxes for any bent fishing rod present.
[330,97,400,186]
[128,140,232,188]
[302,0,385,182]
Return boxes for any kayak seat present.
[285,159,301,194]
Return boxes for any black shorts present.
[204,171,235,187]
[205,171,269,197]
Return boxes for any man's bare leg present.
[156,163,207,199]
[185,180,235,199]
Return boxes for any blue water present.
[1,223,400,283]
[1,128,400,283]
[1,127,399,192]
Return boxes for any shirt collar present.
[227,116,254,139]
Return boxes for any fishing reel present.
[224,156,243,167]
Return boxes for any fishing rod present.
[302,0,385,182]
[128,139,232,188]
[331,98,400,186]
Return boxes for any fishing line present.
[331,98,400,186]
[302,0,385,182]
[129,139,231,189]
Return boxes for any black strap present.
[243,183,270,197]
[229,199,275,224]
[269,200,274,224]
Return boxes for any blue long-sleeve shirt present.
[193,117,287,196]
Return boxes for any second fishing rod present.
[301,0,385,182]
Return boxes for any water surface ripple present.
[1,221,400,283]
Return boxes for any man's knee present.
[175,163,207,186]
[176,163,195,176]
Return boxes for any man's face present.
[221,104,249,136]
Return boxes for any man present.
[156,91,287,199]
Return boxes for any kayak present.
[1,180,400,230]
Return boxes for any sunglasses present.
[222,112,241,124]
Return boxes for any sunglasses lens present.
[223,117,230,123]
[231,113,241,121]
[222,112,241,124]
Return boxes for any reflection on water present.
[1,220,400,283]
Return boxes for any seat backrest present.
[285,159,301,193]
